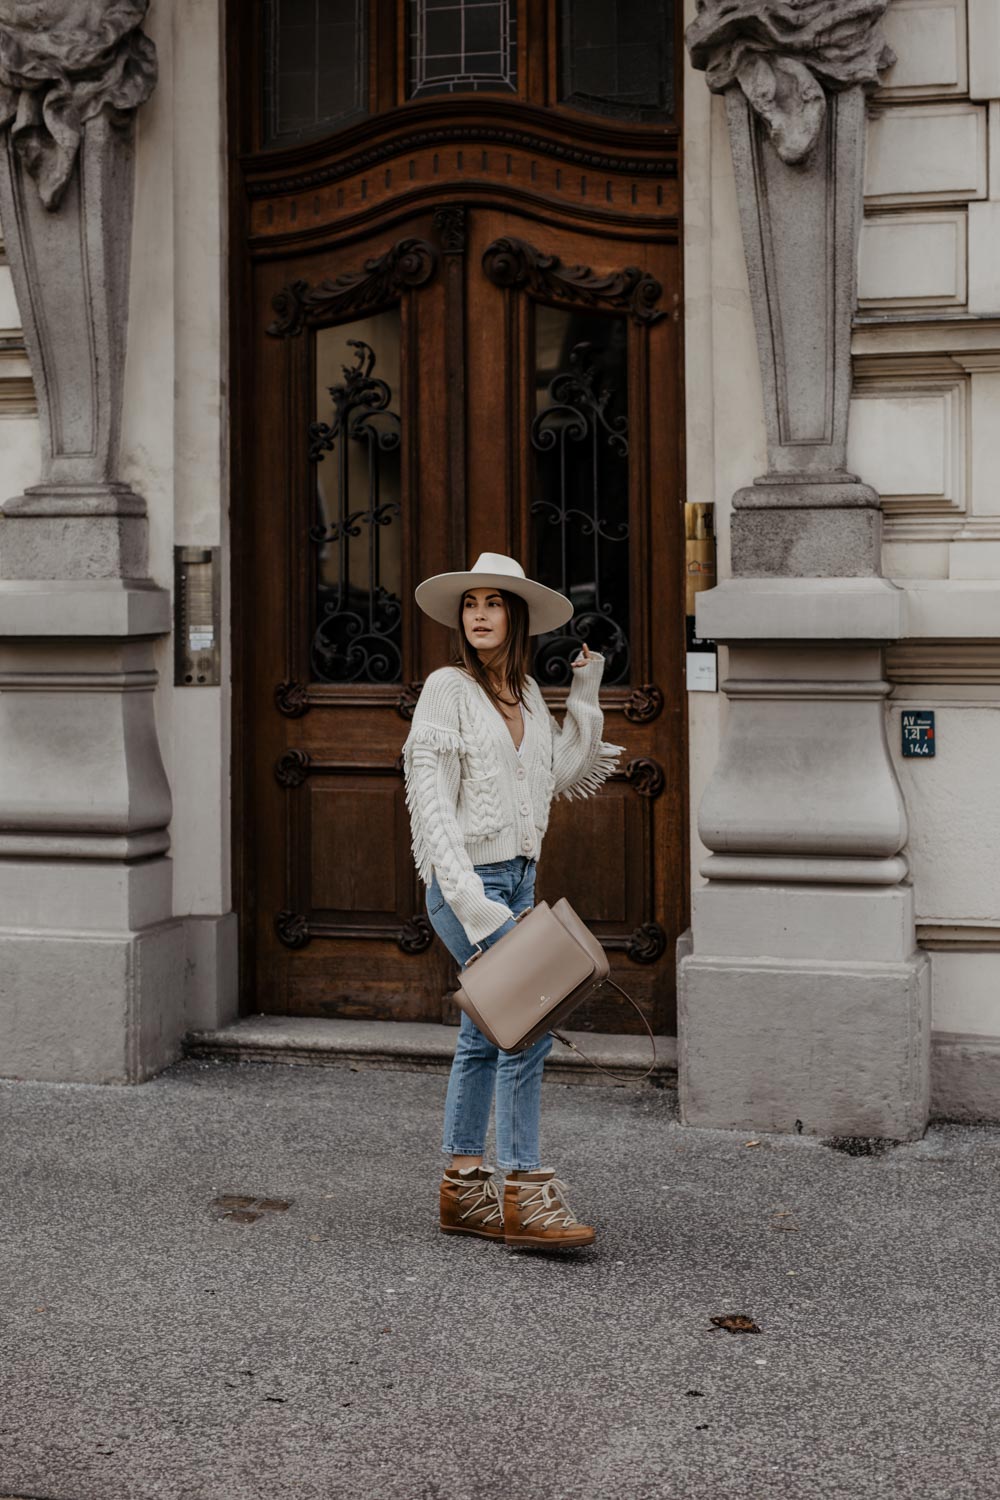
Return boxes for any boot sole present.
[504,1230,596,1249]
[440,1224,505,1241]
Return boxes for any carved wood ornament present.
[625,922,668,965]
[247,121,678,202]
[274,908,433,955]
[268,237,438,337]
[622,758,666,799]
[396,682,424,721]
[623,684,664,724]
[433,204,467,256]
[274,749,311,788]
[274,680,310,718]
[483,236,666,326]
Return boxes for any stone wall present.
[851,2,1000,1085]
[121,0,236,1029]
[0,0,235,1067]
[683,0,1000,1117]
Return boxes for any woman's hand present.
[571,642,599,669]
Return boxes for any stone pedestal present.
[0,595,184,1083]
[679,950,929,1139]
[678,582,930,1139]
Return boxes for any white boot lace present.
[516,1177,579,1230]
[456,1176,503,1227]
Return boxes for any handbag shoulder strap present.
[551,977,658,1084]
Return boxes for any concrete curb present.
[185,1016,677,1087]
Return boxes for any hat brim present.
[414,570,574,636]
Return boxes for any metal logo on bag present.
[539,995,551,1008]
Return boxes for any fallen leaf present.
[744,1140,761,1148]
[709,1314,761,1335]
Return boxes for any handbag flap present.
[458,900,596,1050]
[551,897,610,984]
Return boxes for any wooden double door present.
[238,191,685,1033]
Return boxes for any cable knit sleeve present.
[550,653,624,800]
[402,669,514,946]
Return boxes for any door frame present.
[226,1,690,1024]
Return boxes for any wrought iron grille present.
[530,307,631,686]
[309,325,404,684]
[408,0,517,98]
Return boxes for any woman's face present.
[462,588,509,656]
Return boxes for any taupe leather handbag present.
[455,898,656,1080]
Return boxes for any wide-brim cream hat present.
[415,552,573,636]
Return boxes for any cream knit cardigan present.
[403,655,622,944]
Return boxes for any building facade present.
[0,0,997,1134]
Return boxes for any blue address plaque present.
[901,710,935,758]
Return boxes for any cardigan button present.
[522,837,533,853]
[516,767,527,780]
[520,803,530,815]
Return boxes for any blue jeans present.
[427,857,553,1173]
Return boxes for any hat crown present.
[468,552,525,581]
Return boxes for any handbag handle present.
[551,978,658,1084]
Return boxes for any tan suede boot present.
[439,1165,505,1240]
[503,1169,595,1249]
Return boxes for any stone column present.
[0,5,182,1082]
[679,1,930,1139]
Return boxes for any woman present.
[403,552,621,1251]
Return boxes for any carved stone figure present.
[687,0,896,573]
[0,1,156,210]
[686,0,894,162]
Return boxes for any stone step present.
[186,1016,677,1088]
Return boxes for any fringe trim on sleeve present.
[402,723,463,886]
[557,741,624,802]
[403,721,462,755]
[403,786,433,887]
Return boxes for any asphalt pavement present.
[1,1057,998,1500]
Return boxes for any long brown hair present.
[454,589,532,711]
